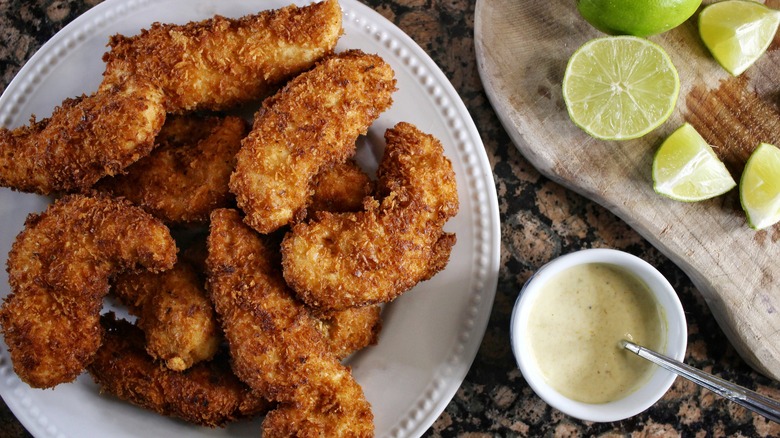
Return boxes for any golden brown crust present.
[261,366,374,437]
[88,315,271,428]
[0,194,177,388]
[229,49,396,234]
[0,80,165,195]
[95,114,248,224]
[312,305,382,360]
[0,0,342,196]
[281,122,458,310]
[100,0,343,112]
[112,261,221,371]
[308,159,375,216]
[421,232,457,281]
[206,208,373,436]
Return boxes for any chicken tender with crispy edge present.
[88,314,271,428]
[308,160,385,347]
[311,305,382,360]
[0,194,177,388]
[308,159,375,217]
[206,209,373,437]
[229,49,396,234]
[281,122,459,311]
[100,0,343,113]
[112,260,221,371]
[126,226,377,364]
[0,79,165,195]
[94,114,248,224]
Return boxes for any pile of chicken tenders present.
[0,0,458,436]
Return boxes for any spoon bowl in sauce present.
[510,248,687,422]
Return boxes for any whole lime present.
[577,0,702,37]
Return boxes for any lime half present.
[699,0,780,76]
[740,143,780,230]
[652,123,736,202]
[562,36,680,141]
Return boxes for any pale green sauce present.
[527,263,665,404]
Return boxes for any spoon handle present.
[622,340,780,424]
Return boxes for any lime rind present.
[562,36,680,141]
[699,0,780,76]
[577,0,702,37]
[740,143,780,230]
[652,123,736,202]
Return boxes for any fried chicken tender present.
[95,115,248,224]
[206,209,373,437]
[230,49,396,234]
[100,0,343,113]
[281,122,459,310]
[112,261,221,371]
[308,160,384,343]
[309,159,375,216]
[0,80,165,195]
[0,194,177,388]
[312,305,382,360]
[88,314,270,428]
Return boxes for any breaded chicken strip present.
[100,0,343,113]
[309,160,385,347]
[95,115,248,224]
[312,305,382,360]
[206,209,373,437]
[0,194,177,388]
[230,49,396,234]
[88,314,270,428]
[0,80,165,195]
[115,223,376,369]
[112,261,221,371]
[281,122,458,310]
[309,159,374,216]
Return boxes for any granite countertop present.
[1,0,779,436]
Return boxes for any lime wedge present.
[699,0,780,76]
[652,123,736,201]
[562,36,680,141]
[740,143,780,230]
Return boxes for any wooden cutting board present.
[475,0,780,380]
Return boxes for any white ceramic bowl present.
[510,248,687,422]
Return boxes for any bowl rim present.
[510,248,688,422]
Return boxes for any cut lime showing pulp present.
[562,36,680,141]
[740,143,780,230]
[652,123,736,202]
[699,0,780,76]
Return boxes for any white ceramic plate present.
[0,0,500,437]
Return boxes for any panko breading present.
[309,159,375,216]
[206,209,373,437]
[308,161,385,348]
[100,0,343,113]
[281,122,458,310]
[313,305,382,360]
[0,80,165,195]
[112,261,221,371]
[88,315,271,428]
[229,49,396,234]
[0,194,177,388]
[95,115,248,224]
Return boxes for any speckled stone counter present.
[1,0,779,436]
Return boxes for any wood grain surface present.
[475,0,780,380]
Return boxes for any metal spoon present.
[621,340,780,424]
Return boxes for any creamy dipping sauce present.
[527,263,665,404]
